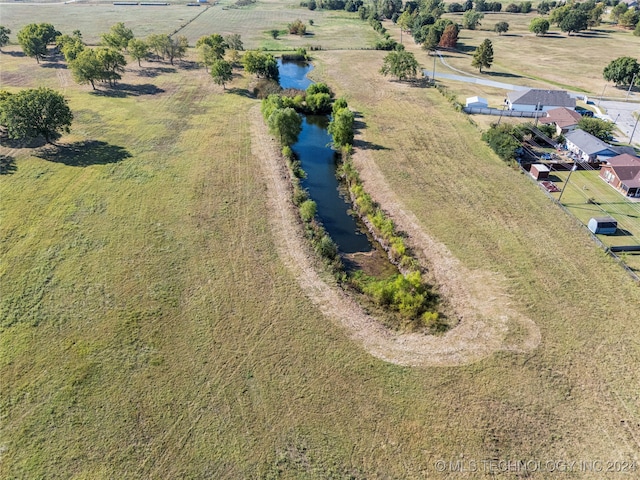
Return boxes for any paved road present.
[594,100,639,145]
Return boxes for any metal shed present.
[530,164,550,180]
[588,217,617,235]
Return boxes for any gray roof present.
[507,89,576,108]
[565,129,616,155]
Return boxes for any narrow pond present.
[278,60,395,275]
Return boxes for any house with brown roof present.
[600,154,640,198]
[506,89,576,113]
[538,107,582,135]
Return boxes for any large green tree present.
[0,26,11,50]
[96,47,127,86]
[242,51,279,80]
[69,48,102,89]
[101,22,134,51]
[471,38,493,73]
[462,10,484,30]
[494,21,509,35]
[56,32,85,62]
[603,57,640,87]
[529,18,550,36]
[196,34,227,59]
[267,107,302,146]
[380,50,419,81]
[577,117,615,141]
[17,23,60,63]
[0,87,72,143]
[328,107,355,148]
[69,47,126,89]
[210,59,233,89]
[559,10,588,35]
[128,38,149,67]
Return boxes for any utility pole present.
[625,73,637,102]
[558,163,578,203]
[629,114,639,146]
[598,84,607,107]
[432,51,437,85]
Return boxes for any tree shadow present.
[452,44,476,54]
[180,60,200,70]
[136,66,177,77]
[36,140,132,166]
[352,113,389,151]
[40,62,68,69]
[0,155,17,175]
[227,87,253,98]
[0,135,47,149]
[2,50,25,57]
[484,71,523,79]
[90,83,165,97]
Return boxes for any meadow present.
[2,2,640,478]
[0,0,378,49]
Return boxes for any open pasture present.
[2,3,640,478]
[0,0,377,50]
[401,10,640,99]
[0,3,202,44]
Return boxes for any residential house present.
[564,129,620,162]
[506,89,576,113]
[538,107,583,135]
[600,153,640,198]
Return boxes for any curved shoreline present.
[250,105,540,367]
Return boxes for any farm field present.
[2,2,640,479]
[0,0,378,49]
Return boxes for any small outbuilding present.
[588,217,617,235]
[530,163,550,180]
[465,96,488,109]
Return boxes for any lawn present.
[550,168,640,271]
[3,4,640,479]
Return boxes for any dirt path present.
[250,106,540,367]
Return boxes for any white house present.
[506,89,576,113]
[564,130,619,162]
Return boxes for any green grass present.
[551,169,640,270]
[389,11,640,99]
[3,6,640,479]
[0,0,377,50]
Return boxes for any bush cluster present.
[481,123,524,162]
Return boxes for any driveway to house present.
[594,99,640,145]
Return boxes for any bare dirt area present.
[250,105,540,367]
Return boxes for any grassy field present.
[0,0,378,49]
[384,10,640,102]
[3,2,640,479]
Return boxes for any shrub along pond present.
[263,58,444,332]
